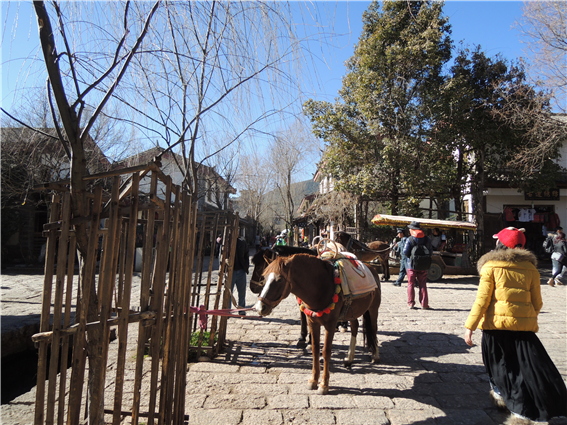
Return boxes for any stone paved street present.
[2,259,566,425]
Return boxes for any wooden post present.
[57,232,76,425]
[66,187,103,425]
[160,185,182,425]
[147,176,172,425]
[35,194,60,425]
[217,213,239,352]
[90,176,121,425]
[112,173,140,425]
[45,192,71,425]
[132,172,158,424]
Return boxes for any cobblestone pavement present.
[2,259,566,425]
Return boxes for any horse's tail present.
[362,310,378,355]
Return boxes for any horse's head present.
[253,256,291,316]
[334,231,350,246]
[249,248,277,294]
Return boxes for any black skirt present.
[482,330,567,421]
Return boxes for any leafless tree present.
[5,2,336,419]
[235,145,274,236]
[120,1,328,197]
[268,119,319,243]
[515,1,566,112]
[310,190,358,230]
[490,83,567,174]
[200,134,241,210]
[29,2,160,422]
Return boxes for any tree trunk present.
[472,148,486,256]
[34,3,103,422]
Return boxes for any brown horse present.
[254,254,381,395]
[250,242,353,341]
[334,231,391,281]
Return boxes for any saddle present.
[320,251,377,297]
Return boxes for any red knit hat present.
[493,227,526,249]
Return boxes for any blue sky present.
[1,1,528,180]
[1,1,527,111]
[304,1,526,105]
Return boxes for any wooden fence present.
[32,164,240,424]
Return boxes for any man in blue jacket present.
[393,228,408,287]
[403,222,433,309]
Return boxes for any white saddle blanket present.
[321,251,377,296]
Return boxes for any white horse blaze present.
[254,272,278,314]
[259,273,277,298]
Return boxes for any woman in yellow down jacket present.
[464,227,566,425]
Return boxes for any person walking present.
[231,235,250,315]
[464,227,567,424]
[548,227,567,286]
[402,221,433,309]
[215,235,222,258]
[393,228,408,287]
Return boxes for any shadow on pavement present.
[224,330,514,424]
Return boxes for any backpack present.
[543,236,554,254]
[409,239,432,271]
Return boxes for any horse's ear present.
[264,249,276,264]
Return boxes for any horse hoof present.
[318,385,329,395]
[372,356,380,364]
[344,361,353,369]
[297,340,307,349]
[308,380,318,390]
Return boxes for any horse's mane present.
[263,256,286,276]
[336,231,391,254]
[273,245,316,256]
[252,246,316,267]
[263,253,323,277]
[335,231,368,251]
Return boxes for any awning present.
[371,214,477,231]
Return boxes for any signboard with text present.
[524,189,560,201]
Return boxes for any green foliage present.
[187,330,217,362]
[189,330,217,347]
[305,0,559,232]
[304,1,452,213]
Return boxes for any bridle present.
[250,250,277,289]
[250,275,264,288]
[257,265,292,310]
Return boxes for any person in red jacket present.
[464,227,566,424]
[402,221,433,309]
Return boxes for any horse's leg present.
[298,310,308,348]
[345,319,358,368]
[381,254,390,281]
[319,323,336,394]
[308,319,320,390]
[364,292,381,363]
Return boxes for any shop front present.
[484,187,566,257]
